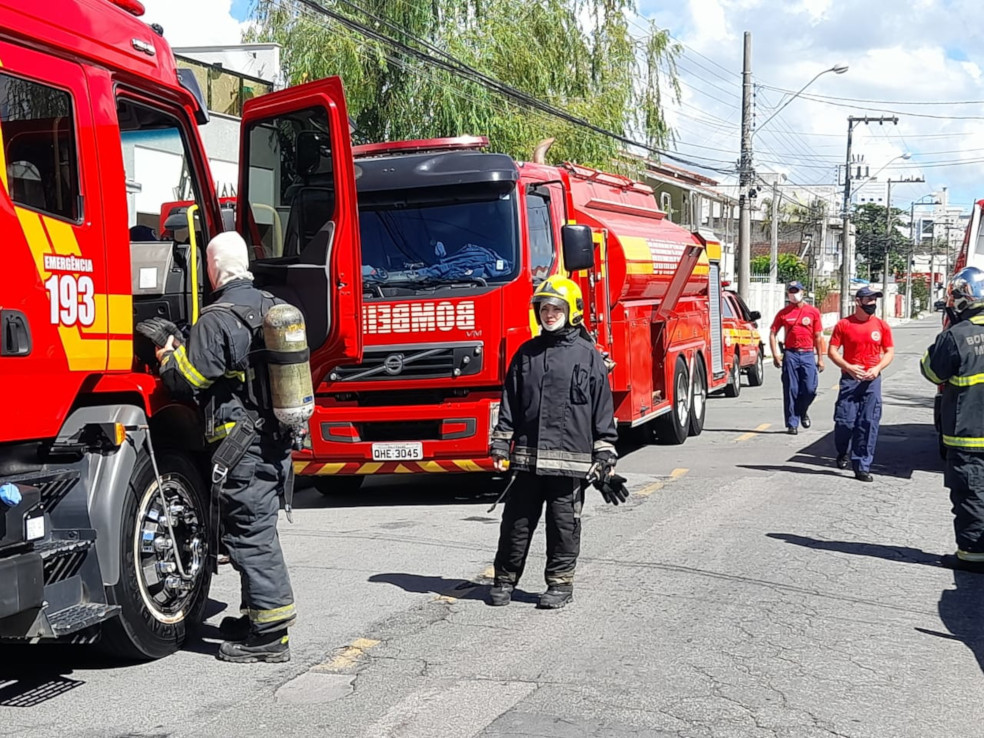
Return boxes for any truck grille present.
[329,342,483,382]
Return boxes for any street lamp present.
[754,64,849,136]
[738,60,849,300]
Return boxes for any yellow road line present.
[313,637,381,672]
[736,423,771,442]
[636,467,689,497]
[671,468,689,480]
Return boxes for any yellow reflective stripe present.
[224,370,246,382]
[943,435,984,448]
[921,351,944,384]
[172,345,212,389]
[970,316,984,325]
[207,422,237,443]
[248,603,297,624]
[949,373,984,387]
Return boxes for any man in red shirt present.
[770,281,826,435]
[827,286,895,482]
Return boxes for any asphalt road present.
[3,315,978,738]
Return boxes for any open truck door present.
[236,77,363,384]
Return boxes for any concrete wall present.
[743,282,787,356]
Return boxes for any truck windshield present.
[358,190,519,291]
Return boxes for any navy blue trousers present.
[781,350,818,429]
[833,374,882,473]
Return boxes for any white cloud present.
[142,0,246,47]
[644,0,984,209]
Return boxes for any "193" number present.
[44,274,95,327]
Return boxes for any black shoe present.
[217,630,290,663]
[939,554,984,573]
[488,582,514,606]
[836,454,849,470]
[786,426,798,435]
[801,414,811,429]
[219,614,250,641]
[855,471,873,483]
[537,584,573,610]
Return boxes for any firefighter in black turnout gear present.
[921,266,984,573]
[141,231,296,662]
[488,276,619,609]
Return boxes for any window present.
[117,97,207,244]
[526,191,555,284]
[0,73,80,221]
[722,293,737,319]
[245,106,335,260]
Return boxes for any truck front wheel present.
[101,449,212,660]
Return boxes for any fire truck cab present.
[0,0,361,658]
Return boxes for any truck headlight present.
[489,401,500,442]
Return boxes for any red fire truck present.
[0,0,362,657]
[295,138,736,492]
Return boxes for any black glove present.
[586,451,617,485]
[594,473,629,505]
[136,318,181,348]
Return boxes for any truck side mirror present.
[562,225,594,272]
[748,310,761,321]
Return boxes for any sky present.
[142,0,984,214]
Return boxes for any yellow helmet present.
[531,275,584,327]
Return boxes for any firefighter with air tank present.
[137,232,314,663]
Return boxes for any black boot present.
[219,614,250,641]
[537,584,573,609]
[488,582,514,606]
[940,554,984,573]
[217,629,290,663]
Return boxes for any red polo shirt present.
[771,303,822,350]
[829,315,894,369]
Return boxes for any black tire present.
[312,476,364,496]
[747,347,765,387]
[723,351,742,398]
[688,359,707,437]
[101,450,212,661]
[653,357,690,445]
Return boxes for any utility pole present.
[737,31,753,299]
[882,176,924,320]
[839,115,899,317]
[907,200,916,319]
[769,178,779,284]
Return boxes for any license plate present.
[372,442,423,461]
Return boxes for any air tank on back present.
[263,303,315,448]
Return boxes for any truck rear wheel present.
[653,358,690,445]
[101,449,211,660]
[747,349,765,387]
[688,359,707,436]
[723,352,742,398]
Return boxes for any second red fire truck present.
[294,138,743,492]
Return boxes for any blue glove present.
[0,483,22,507]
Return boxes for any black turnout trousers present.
[946,449,984,554]
[493,472,585,586]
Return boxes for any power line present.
[760,85,984,106]
[283,0,732,171]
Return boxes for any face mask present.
[860,303,877,316]
[789,292,804,304]
[541,312,567,332]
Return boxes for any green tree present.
[750,253,807,284]
[245,0,680,171]
[853,202,908,280]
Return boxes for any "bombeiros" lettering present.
[363,301,476,334]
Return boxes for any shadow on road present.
[768,532,984,676]
[367,572,540,604]
[737,464,847,477]
[293,474,507,510]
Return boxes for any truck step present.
[47,602,119,637]
[34,539,94,584]
[37,472,81,512]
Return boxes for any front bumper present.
[295,396,500,476]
